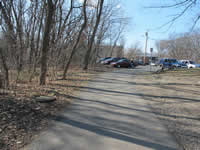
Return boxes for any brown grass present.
[132,68,200,150]
[0,66,100,150]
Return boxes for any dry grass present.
[132,68,200,150]
[0,66,101,150]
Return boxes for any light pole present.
[150,48,153,72]
[144,32,148,65]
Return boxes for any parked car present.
[137,60,144,65]
[150,62,156,66]
[158,58,173,69]
[180,60,200,68]
[177,61,187,68]
[111,59,133,68]
[102,57,121,65]
[158,58,182,69]
[99,57,111,64]
[170,59,182,68]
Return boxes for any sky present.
[121,0,200,53]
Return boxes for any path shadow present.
[52,83,200,103]
[70,96,200,121]
[52,115,177,150]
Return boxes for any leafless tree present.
[40,0,58,85]
[150,0,200,29]
[109,20,127,57]
[0,37,9,87]
[0,0,129,87]
[125,42,143,60]
[83,0,104,70]
[155,40,169,58]
[156,31,200,62]
[62,0,88,79]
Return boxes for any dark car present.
[111,59,133,68]
[103,57,121,65]
[99,57,111,64]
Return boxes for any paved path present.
[24,66,179,150]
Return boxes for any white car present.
[180,60,200,69]
[150,62,156,66]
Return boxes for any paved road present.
[24,66,179,150]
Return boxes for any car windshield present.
[189,61,195,64]
[118,60,125,62]
[169,59,177,63]
[113,58,119,61]
[106,58,112,61]
[164,59,168,62]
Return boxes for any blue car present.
[170,59,181,68]
[158,58,184,69]
[158,58,173,69]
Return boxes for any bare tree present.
[62,0,88,79]
[85,0,128,64]
[126,42,142,60]
[150,0,200,29]
[0,0,129,87]
[109,20,127,57]
[155,40,169,58]
[155,31,200,62]
[40,0,57,85]
[0,38,9,87]
[29,1,45,82]
[83,0,104,70]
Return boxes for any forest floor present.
[131,68,200,150]
[0,65,114,150]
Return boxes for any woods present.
[0,0,127,86]
[156,31,200,62]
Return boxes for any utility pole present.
[144,32,148,65]
[150,48,153,72]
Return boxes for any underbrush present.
[0,66,97,150]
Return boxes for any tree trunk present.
[40,0,55,85]
[83,0,104,70]
[62,0,87,79]
[0,48,9,88]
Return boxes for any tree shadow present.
[52,83,200,103]
[51,115,177,150]
[69,95,200,121]
[48,69,198,150]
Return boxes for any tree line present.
[156,30,200,62]
[0,0,128,87]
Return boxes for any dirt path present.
[24,66,180,150]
